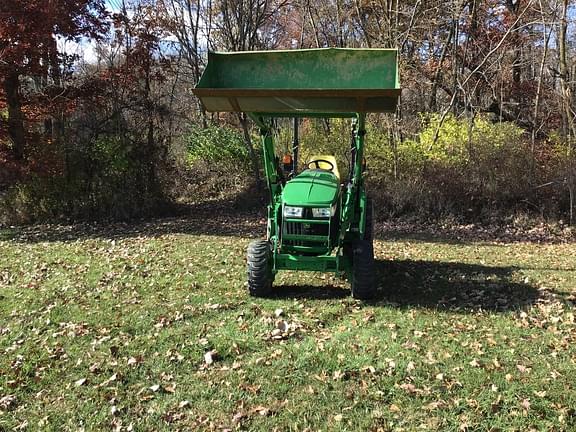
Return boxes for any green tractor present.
[193,48,401,299]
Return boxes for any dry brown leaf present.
[74,378,87,387]
[469,358,480,368]
[400,383,417,394]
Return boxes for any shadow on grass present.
[0,199,268,243]
[271,259,542,312]
[375,259,540,311]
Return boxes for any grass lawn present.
[1,217,575,431]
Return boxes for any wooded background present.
[1,0,575,224]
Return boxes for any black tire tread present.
[350,239,376,300]
[247,240,273,297]
[364,198,374,241]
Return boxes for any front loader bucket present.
[193,48,400,115]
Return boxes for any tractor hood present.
[282,170,339,207]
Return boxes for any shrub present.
[0,134,169,224]
[184,124,257,198]
[364,114,538,219]
[187,125,251,170]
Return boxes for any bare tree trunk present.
[4,72,26,160]
[239,113,261,187]
[558,0,574,149]
[354,0,372,47]
[307,0,321,47]
[429,19,455,111]
[531,0,553,176]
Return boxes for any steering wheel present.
[307,159,335,171]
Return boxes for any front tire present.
[350,239,376,300]
[343,198,373,259]
[247,240,274,297]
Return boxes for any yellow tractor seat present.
[306,155,340,180]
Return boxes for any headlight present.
[284,206,304,218]
[312,205,336,218]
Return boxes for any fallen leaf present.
[276,320,289,332]
[0,395,17,410]
[99,373,117,387]
[400,383,417,394]
[469,358,480,367]
[362,365,376,374]
[425,401,444,411]
[521,399,531,411]
[74,378,87,387]
[204,350,218,365]
[252,406,270,416]
[333,370,345,380]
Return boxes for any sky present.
[57,0,120,64]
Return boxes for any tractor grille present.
[283,221,329,247]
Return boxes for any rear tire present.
[350,239,376,300]
[364,198,374,241]
[247,240,274,297]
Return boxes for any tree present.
[0,0,108,160]
[158,0,208,126]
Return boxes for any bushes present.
[0,134,169,225]
[292,115,558,220]
[187,124,250,169]
[299,119,352,176]
[365,114,556,220]
[2,114,573,225]
[258,114,567,221]
[183,124,258,199]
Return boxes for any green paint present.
[199,48,399,90]
[194,48,400,114]
[281,170,339,207]
[274,253,345,273]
